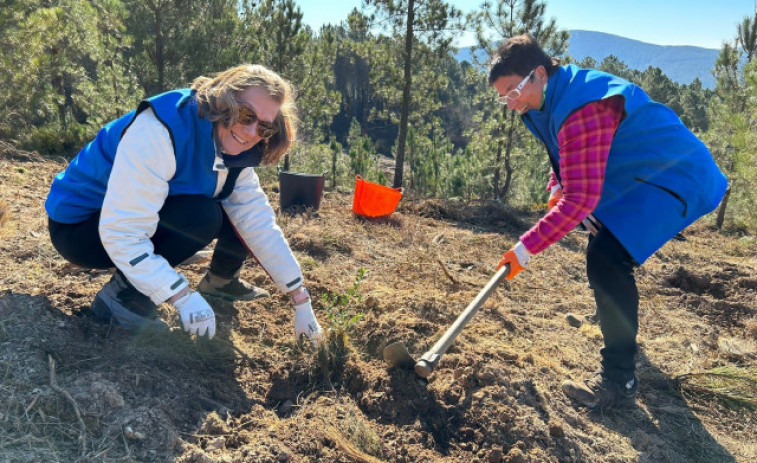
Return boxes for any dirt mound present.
[664,265,756,328]
[402,199,531,233]
[1,157,755,462]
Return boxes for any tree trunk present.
[715,186,731,230]
[155,10,165,92]
[492,110,504,200]
[331,140,338,189]
[392,0,414,189]
[501,110,517,201]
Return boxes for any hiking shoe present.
[197,270,270,301]
[91,272,169,331]
[562,372,638,410]
[178,250,213,267]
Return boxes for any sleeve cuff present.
[513,241,532,267]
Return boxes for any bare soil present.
[1,153,756,463]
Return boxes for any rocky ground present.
[1,152,756,463]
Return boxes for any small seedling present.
[323,267,366,334]
[315,268,367,381]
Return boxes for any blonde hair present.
[191,64,298,165]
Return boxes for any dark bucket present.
[278,171,325,210]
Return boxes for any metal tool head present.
[384,267,509,378]
[382,341,416,370]
[414,352,440,378]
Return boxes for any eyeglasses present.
[237,105,278,139]
[496,69,535,105]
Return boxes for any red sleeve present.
[520,96,624,255]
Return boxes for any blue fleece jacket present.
[522,65,727,264]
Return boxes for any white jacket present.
[98,108,302,304]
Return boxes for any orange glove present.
[547,185,563,209]
[497,242,531,279]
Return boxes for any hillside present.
[455,30,720,88]
[1,152,756,463]
[567,30,719,89]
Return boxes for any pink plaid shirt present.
[521,96,624,255]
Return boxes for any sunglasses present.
[237,105,278,139]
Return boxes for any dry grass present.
[1,155,756,462]
[0,199,8,228]
[678,366,757,409]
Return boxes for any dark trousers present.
[48,195,249,279]
[586,227,639,383]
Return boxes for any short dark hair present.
[488,34,559,84]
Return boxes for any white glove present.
[293,300,323,346]
[174,292,216,339]
[511,241,532,267]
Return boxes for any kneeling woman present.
[45,64,322,343]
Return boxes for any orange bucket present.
[352,175,403,218]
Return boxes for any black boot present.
[91,271,168,330]
[562,371,638,410]
[197,269,270,301]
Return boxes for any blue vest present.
[45,89,219,223]
[522,65,727,264]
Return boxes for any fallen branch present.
[325,427,385,463]
[23,393,40,415]
[676,371,757,386]
[48,354,87,458]
[0,140,40,161]
[0,435,46,449]
[436,259,458,285]
[676,368,757,407]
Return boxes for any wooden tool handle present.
[415,264,509,377]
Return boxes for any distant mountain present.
[455,30,720,89]
[566,30,719,88]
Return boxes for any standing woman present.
[46,64,322,344]
[489,35,727,410]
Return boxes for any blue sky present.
[299,0,756,50]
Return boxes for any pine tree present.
[244,0,311,170]
[0,0,139,155]
[468,0,567,201]
[364,0,462,189]
[679,79,710,132]
[296,27,342,145]
[705,12,757,231]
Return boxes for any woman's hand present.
[174,291,216,339]
[292,295,323,347]
[498,241,531,279]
